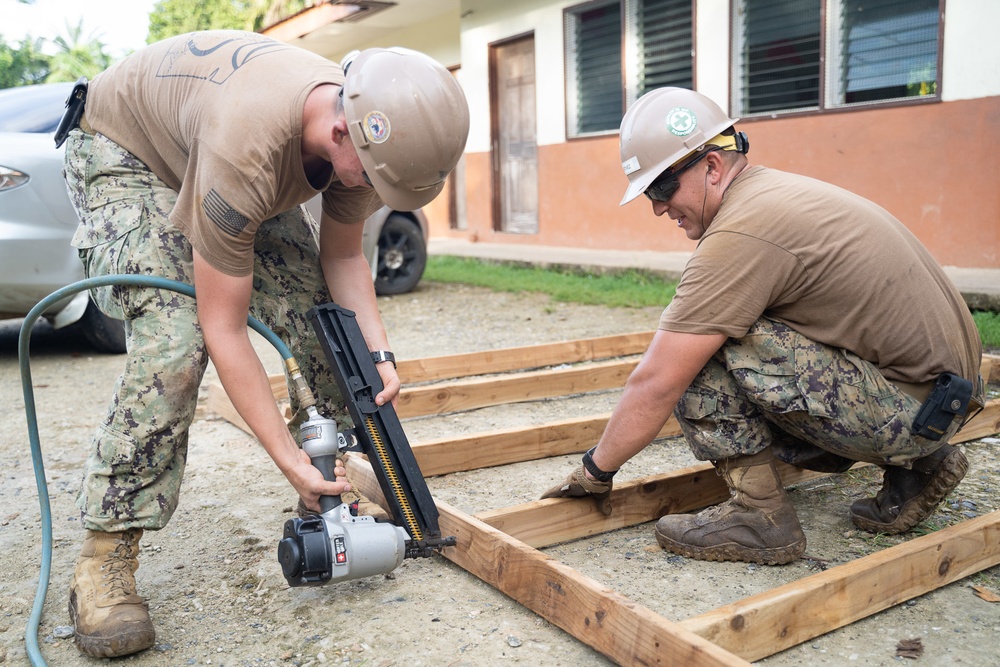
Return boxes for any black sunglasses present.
[643,149,716,202]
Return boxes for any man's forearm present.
[208,331,300,470]
[591,381,677,473]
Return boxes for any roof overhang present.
[261,0,457,63]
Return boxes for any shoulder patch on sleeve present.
[202,189,250,237]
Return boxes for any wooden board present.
[343,455,751,667]
[679,510,1000,661]
[395,330,653,383]
[411,412,681,476]
[344,455,1000,664]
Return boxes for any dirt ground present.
[2,280,998,666]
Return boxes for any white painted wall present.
[693,0,731,113]
[941,1,1000,101]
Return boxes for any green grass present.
[973,311,1000,352]
[425,256,1000,351]
[424,255,676,309]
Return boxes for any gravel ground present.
[1,280,998,666]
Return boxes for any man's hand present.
[285,451,352,513]
[541,466,613,516]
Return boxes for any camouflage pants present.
[64,127,349,532]
[673,319,964,467]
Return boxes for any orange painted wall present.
[428,96,1000,269]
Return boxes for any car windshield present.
[0,83,73,133]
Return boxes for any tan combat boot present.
[655,448,806,565]
[68,529,155,658]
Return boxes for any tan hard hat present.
[618,87,738,205]
[342,47,470,211]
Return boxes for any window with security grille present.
[732,0,941,117]
[565,0,694,137]
[833,0,940,106]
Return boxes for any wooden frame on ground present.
[205,335,1000,664]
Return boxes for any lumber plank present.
[214,358,638,423]
[436,500,752,667]
[206,350,1000,434]
[951,397,1000,444]
[395,330,654,383]
[679,510,1000,662]
[475,462,830,549]
[394,358,638,418]
[411,412,682,476]
[343,456,750,667]
[205,383,251,434]
[980,353,1000,383]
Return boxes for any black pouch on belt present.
[54,76,88,149]
[911,372,973,440]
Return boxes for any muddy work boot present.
[850,444,969,535]
[655,448,806,565]
[68,528,155,658]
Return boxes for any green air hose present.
[19,275,294,666]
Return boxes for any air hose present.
[18,274,300,666]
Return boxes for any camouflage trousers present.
[673,318,965,468]
[64,127,349,533]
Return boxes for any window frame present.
[730,0,945,119]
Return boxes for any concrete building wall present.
[426,0,1000,269]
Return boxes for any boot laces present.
[100,538,139,599]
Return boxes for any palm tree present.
[45,18,112,82]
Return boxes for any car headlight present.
[0,165,30,191]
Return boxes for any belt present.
[890,379,934,404]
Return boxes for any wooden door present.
[491,35,538,234]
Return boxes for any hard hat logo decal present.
[363,111,391,144]
[666,107,697,136]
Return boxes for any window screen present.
[565,0,695,136]
[636,0,693,96]
[737,0,822,114]
[837,0,939,104]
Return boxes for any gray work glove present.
[540,465,613,516]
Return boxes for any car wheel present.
[374,214,427,295]
[77,297,127,354]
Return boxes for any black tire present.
[374,214,427,295]
[77,297,127,354]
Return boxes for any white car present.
[0,83,428,354]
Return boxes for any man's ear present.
[332,119,350,145]
[705,151,721,178]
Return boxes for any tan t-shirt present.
[660,166,981,385]
[85,30,382,276]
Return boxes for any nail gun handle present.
[310,454,343,514]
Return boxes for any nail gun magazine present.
[277,303,455,586]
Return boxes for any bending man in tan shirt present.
[61,31,468,658]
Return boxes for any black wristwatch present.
[370,350,396,369]
[582,446,618,482]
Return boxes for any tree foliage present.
[147,0,313,43]
[0,35,50,87]
[45,19,113,83]
[148,0,255,43]
[1,1,312,88]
